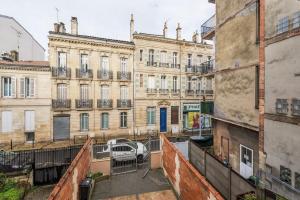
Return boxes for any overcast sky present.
[0,0,214,52]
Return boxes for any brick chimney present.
[54,23,59,32]
[71,17,78,35]
[192,31,199,43]
[10,50,19,61]
[59,22,66,33]
[130,14,134,41]
[176,23,182,40]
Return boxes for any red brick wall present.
[161,134,224,200]
[48,138,92,200]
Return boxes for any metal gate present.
[53,116,70,140]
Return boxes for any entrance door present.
[53,116,70,140]
[160,108,167,132]
[240,145,253,178]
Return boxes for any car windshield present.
[127,142,138,149]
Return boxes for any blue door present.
[160,108,167,132]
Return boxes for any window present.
[276,17,289,34]
[140,74,143,87]
[188,54,192,66]
[280,166,291,185]
[147,107,156,125]
[101,56,109,72]
[120,57,127,72]
[187,77,192,90]
[171,106,179,124]
[101,85,109,100]
[80,54,88,72]
[291,99,300,116]
[80,113,89,131]
[20,77,35,98]
[120,86,128,100]
[173,76,178,91]
[172,52,178,67]
[58,52,67,68]
[149,49,154,65]
[161,76,167,89]
[197,55,203,65]
[101,113,109,129]
[276,99,288,114]
[2,77,15,97]
[197,78,202,91]
[295,172,300,190]
[57,84,67,99]
[293,12,300,29]
[160,51,167,63]
[1,111,12,132]
[139,49,143,61]
[148,76,155,89]
[120,112,127,128]
[80,84,89,100]
[25,111,35,132]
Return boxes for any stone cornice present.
[0,64,50,72]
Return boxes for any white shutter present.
[29,78,35,98]
[2,111,12,132]
[25,111,35,132]
[155,50,160,64]
[168,76,172,90]
[144,74,148,88]
[155,75,160,89]
[19,78,25,98]
[182,77,186,90]
[11,77,16,98]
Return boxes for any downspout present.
[132,47,135,139]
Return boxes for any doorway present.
[160,108,167,132]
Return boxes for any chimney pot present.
[71,17,78,35]
[163,21,168,38]
[59,22,66,33]
[54,23,59,32]
[176,23,182,40]
[130,14,134,41]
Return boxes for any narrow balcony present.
[185,65,196,73]
[201,14,215,40]
[117,71,131,81]
[76,69,93,79]
[52,99,71,111]
[146,88,157,94]
[159,89,169,94]
[200,59,215,74]
[171,89,180,95]
[185,89,195,96]
[75,99,93,110]
[52,67,71,79]
[205,90,214,95]
[97,70,113,80]
[171,64,180,69]
[117,99,131,109]
[146,61,157,67]
[97,99,113,109]
[159,63,169,68]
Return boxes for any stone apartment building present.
[48,18,135,140]
[131,16,214,134]
[264,0,300,199]
[0,59,51,144]
[204,0,261,179]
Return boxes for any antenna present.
[55,7,59,22]
[10,26,22,53]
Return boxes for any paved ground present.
[91,169,176,200]
[102,190,177,200]
[24,185,55,200]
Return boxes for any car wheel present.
[137,155,143,163]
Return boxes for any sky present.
[0,0,215,53]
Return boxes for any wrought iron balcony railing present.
[185,65,196,73]
[159,63,169,68]
[52,99,71,110]
[147,61,157,67]
[171,64,180,69]
[171,89,180,95]
[52,67,71,79]
[200,60,215,74]
[117,99,131,109]
[146,88,157,94]
[185,89,195,96]
[76,69,93,79]
[97,70,113,80]
[117,71,131,81]
[201,14,215,40]
[159,89,169,94]
[97,99,113,109]
[75,99,93,109]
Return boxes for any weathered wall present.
[90,158,111,176]
[48,138,92,200]
[161,134,223,200]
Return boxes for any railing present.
[97,70,113,80]
[159,63,169,68]
[205,90,214,95]
[147,61,157,67]
[117,71,131,81]
[146,88,157,94]
[159,89,169,94]
[97,99,113,109]
[75,99,93,109]
[171,63,180,69]
[200,60,215,74]
[52,67,71,79]
[76,69,93,79]
[185,65,196,73]
[171,89,180,95]
[185,89,195,96]
[201,14,216,39]
[117,99,131,108]
[52,99,71,110]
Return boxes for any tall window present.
[80,84,89,100]
[120,112,127,128]
[101,85,109,100]
[293,12,300,29]
[120,58,127,72]
[57,84,67,99]
[173,76,178,90]
[160,51,167,63]
[188,54,192,66]
[197,55,203,65]
[1,111,12,132]
[149,49,154,65]
[101,113,109,129]
[161,76,167,89]
[120,86,128,100]
[140,74,143,87]
[139,49,143,61]
[101,56,109,72]
[147,107,156,125]
[171,106,179,124]
[197,78,202,91]
[80,113,89,132]
[80,54,88,72]
[148,76,155,89]
[187,77,192,90]
[58,52,67,68]
[172,52,178,67]
[276,17,289,34]
[20,77,35,98]
[25,110,35,132]
[2,77,14,97]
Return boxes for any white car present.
[105,138,149,163]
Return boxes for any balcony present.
[97,70,113,80]
[52,67,71,79]
[185,65,196,73]
[201,14,215,40]
[200,60,215,74]
[76,69,93,79]
[159,89,169,94]
[185,89,195,96]
[146,88,157,94]
[97,99,113,109]
[159,63,169,68]
[52,99,71,111]
[117,99,131,109]
[75,99,93,110]
[171,64,180,69]
[196,90,214,96]
[205,90,214,95]
[147,61,157,67]
[171,89,180,95]
[117,71,131,81]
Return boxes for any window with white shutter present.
[19,78,25,98]
[147,107,156,125]
[101,85,109,100]
[25,110,35,132]
[173,76,178,90]
[101,113,109,129]
[148,76,155,89]
[80,113,89,131]
[120,112,127,128]
[172,52,178,67]
[101,56,109,72]
[2,111,12,133]
[161,76,167,89]
[120,86,128,100]
[80,84,89,100]
[57,84,67,99]
[81,54,88,72]
[2,77,12,97]
[120,58,127,72]
[58,52,67,68]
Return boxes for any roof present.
[0,60,49,68]
[0,14,45,51]
[49,31,135,46]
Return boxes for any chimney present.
[71,17,78,35]
[54,23,59,32]
[130,14,134,41]
[176,23,182,40]
[59,22,66,33]
[192,31,199,43]
[163,21,168,38]
[10,50,19,61]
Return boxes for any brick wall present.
[48,138,92,200]
[161,134,224,200]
